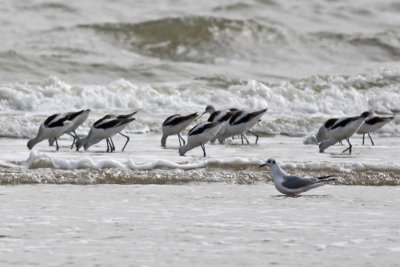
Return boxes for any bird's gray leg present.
[342,138,352,154]
[368,133,374,146]
[109,137,115,152]
[106,138,111,152]
[201,144,206,157]
[119,132,130,151]
[68,130,78,149]
[362,134,365,145]
[241,134,249,144]
[177,135,182,147]
[178,133,186,146]
[55,138,59,151]
[248,130,259,144]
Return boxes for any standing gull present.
[357,115,394,145]
[318,111,372,154]
[179,121,223,157]
[259,158,335,196]
[161,112,198,147]
[49,109,90,149]
[27,113,74,151]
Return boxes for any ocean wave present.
[78,16,289,63]
[0,151,399,185]
[311,30,400,59]
[1,69,399,138]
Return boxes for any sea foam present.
[0,69,399,138]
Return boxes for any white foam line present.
[16,151,400,172]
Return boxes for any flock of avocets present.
[27,106,394,156]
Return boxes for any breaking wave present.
[1,69,399,138]
[0,151,399,185]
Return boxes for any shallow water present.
[1,184,399,266]
[1,135,400,185]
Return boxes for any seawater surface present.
[1,0,400,266]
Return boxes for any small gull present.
[259,158,335,196]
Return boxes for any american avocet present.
[48,109,90,149]
[260,158,335,196]
[217,108,267,144]
[161,112,198,147]
[75,114,136,152]
[357,115,394,145]
[27,113,74,151]
[179,121,223,157]
[318,111,372,154]
[202,105,238,144]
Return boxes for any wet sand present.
[0,184,399,266]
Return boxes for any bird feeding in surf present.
[75,112,137,152]
[27,112,80,151]
[48,109,90,149]
[260,158,335,196]
[357,114,395,145]
[179,121,224,157]
[161,112,198,148]
[217,108,267,145]
[202,105,239,144]
[317,111,372,154]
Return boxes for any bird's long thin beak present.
[259,164,266,168]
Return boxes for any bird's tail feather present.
[316,175,335,182]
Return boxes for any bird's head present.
[75,138,88,151]
[27,139,34,150]
[203,105,215,115]
[259,158,276,168]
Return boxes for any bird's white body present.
[357,116,394,134]
[318,112,371,153]
[218,109,267,144]
[161,113,198,147]
[49,109,90,146]
[179,122,223,156]
[76,116,134,151]
[28,114,74,150]
[206,109,237,143]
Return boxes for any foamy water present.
[1,135,399,186]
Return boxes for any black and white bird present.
[27,113,74,151]
[179,121,223,157]
[217,108,267,144]
[357,115,394,145]
[161,112,198,147]
[203,105,238,144]
[75,112,136,152]
[48,109,90,149]
[318,111,372,154]
[259,158,335,196]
